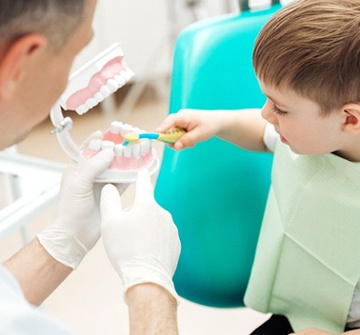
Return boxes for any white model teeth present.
[139,140,151,154]
[88,138,102,151]
[140,141,149,154]
[74,68,134,115]
[86,98,97,109]
[102,140,115,150]
[88,139,151,157]
[107,79,119,92]
[120,124,133,137]
[100,85,111,99]
[110,121,122,134]
[77,105,88,115]
[115,75,126,86]
[114,144,123,156]
[87,120,152,158]
[133,144,141,157]
[94,92,104,103]
[123,146,132,158]
[121,69,134,81]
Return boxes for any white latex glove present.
[38,148,116,269]
[100,169,181,304]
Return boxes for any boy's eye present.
[272,105,288,116]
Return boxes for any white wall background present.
[71,0,293,80]
[71,0,239,79]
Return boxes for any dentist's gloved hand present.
[100,169,181,304]
[38,148,116,269]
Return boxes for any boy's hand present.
[157,109,222,150]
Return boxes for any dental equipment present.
[50,43,159,183]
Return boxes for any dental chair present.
[154,0,280,307]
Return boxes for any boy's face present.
[259,80,347,156]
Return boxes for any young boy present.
[157,0,360,333]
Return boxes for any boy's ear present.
[0,34,47,99]
[342,103,360,135]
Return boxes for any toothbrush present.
[123,128,186,145]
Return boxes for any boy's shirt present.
[244,122,360,332]
[263,123,278,153]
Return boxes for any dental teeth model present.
[50,43,159,182]
[79,121,159,182]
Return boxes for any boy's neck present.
[334,140,360,162]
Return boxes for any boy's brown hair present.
[253,0,360,114]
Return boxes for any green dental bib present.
[244,141,360,333]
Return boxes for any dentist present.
[0,0,180,334]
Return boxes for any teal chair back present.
[155,2,281,307]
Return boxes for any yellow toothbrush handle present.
[157,128,186,143]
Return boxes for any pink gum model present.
[50,43,159,182]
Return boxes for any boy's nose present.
[261,101,278,125]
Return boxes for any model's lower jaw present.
[108,150,156,170]
[79,121,159,182]
[82,145,158,171]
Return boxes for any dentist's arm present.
[4,148,115,306]
[127,283,178,335]
[4,238,72,306]
[100,170,181,334]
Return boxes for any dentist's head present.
[0,0,97,150]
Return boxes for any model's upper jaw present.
[59,43,134,115]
